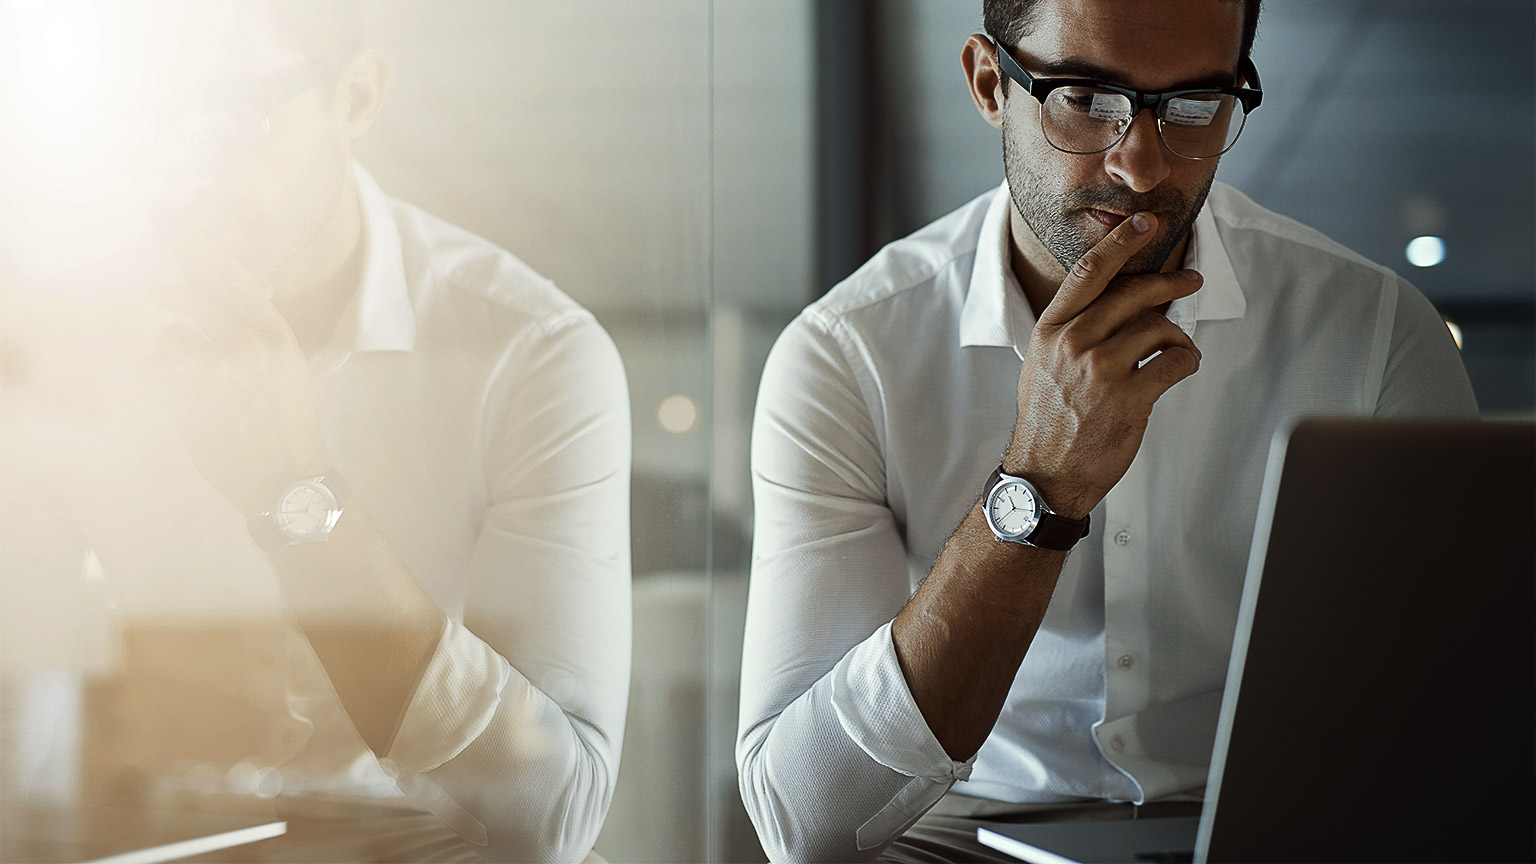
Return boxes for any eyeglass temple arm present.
[990,38,1038,97]
[1239,56,1263,109]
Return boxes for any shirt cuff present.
[830,621,975,782]
[383,617,511,776]
[830,622,974,850]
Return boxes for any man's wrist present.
[237,456,335,518]
[999,453,1093,521]
[962,504,1069,565]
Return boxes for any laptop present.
[979,418,1536,863]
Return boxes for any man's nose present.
[1103,110,1172,194]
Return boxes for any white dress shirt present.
[314,164,632,862]
[0,164,631,863]
[738,180,1477,861]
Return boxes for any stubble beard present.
[1001,113,1214,278]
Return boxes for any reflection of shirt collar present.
[959,180,1247,357]
[311,162,417,375]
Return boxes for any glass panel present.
[704,2,815,861]
[0,1,714,861]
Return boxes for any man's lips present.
[1085,208,1132,229]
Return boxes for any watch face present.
[988,480,1040,539]
[273,482,339,542]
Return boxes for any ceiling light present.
[1405,236,1446,268]
[657,395,698,435]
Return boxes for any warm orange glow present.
[1444,318,1464,351]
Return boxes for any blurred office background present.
[2,1,1530,862]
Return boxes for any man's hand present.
[143,255,450,754]
[1006,212,1204,519]
[145,252,331,518]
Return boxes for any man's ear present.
[962,34,1006,131]
[337,48,389,140]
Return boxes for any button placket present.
[1102,462,1154,720]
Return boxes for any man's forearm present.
[891,500,1068,760]
[265,505,445,754]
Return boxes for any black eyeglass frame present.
[990,38,1264,159]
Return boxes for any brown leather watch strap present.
[1028,507,1091,550]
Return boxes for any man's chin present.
[1120,245,1180,277]
[1070,219,1186,276]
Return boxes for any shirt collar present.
[312,162,417,373]
[959,180,1246,355]
[959,182,1031,354]
[1176,192,1247,328]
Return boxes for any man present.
[737,0,1476,860]
[0,2,628,861]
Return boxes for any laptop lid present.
[1199,419,1536,863]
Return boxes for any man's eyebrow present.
[1036,56,1238,90]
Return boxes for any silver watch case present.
[267,476,344,544]
[984,472,1049,545]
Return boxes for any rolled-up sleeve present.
[738,312,970,863]
[384,311,631,863]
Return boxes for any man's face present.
[1000,0,1246,276]
[152,3,351,286]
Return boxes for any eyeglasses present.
[168,55,346,151]
[991,40,1263,160]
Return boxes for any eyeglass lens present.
[1041,87,1247,158]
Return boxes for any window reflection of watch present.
[248,472,350,550]
[982,466,1090,551]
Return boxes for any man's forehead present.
[1017,0,1246,89]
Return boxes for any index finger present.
[1037,211,1157,328]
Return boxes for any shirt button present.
[1114,530,1132,546]
[1110,735,1126,752]
[1117,654,1134,670]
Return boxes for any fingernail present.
[1131,212,1152,232]
[1182,269,1202,281]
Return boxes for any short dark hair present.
[983,0,1261,64]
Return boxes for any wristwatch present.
[982,466,1091,551]
[248,471,350,550]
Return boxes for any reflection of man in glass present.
[737,0,1475,861]
[1,1,629,860]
